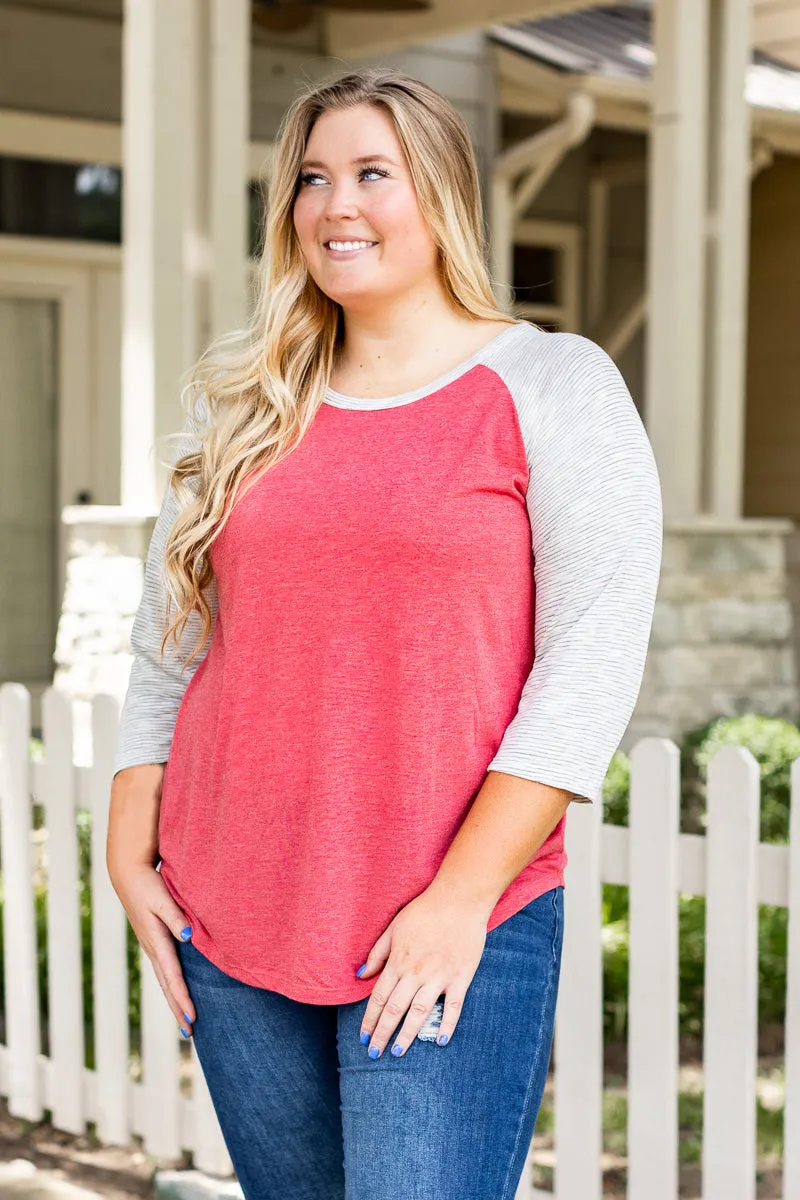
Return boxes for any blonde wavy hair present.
[161,64,525,667]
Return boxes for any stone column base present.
[628,518,800,746]
[53,506,157,765]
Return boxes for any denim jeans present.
[175,884,564,1200]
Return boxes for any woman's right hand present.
[112,861,197,1036]
[107,764,197,1037]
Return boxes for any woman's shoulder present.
[485,325,646,451]
[485,324,629,398]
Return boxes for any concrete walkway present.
[0,1158,247,1200]
[0,1159,103,1198]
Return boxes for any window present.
[511,219,581,332]
[0,156,122,243]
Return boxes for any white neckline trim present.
[322,321,533,410]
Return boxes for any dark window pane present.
[512,243,559,307]
[249,179,266,259]
[0,156,121,242]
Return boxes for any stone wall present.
[627,518,800,747]
[53,506,157,765]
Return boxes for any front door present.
[0,248,121,702]
[0,293,59,692]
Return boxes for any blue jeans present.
[175,885,564,1200]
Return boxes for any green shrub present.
[602,751,630,827]
[681,714,800,843]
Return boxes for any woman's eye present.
[298,166,388,187]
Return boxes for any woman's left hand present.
[355,883,490,1057]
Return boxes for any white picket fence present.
[0,682,799,1198]
[0,683,233,1177]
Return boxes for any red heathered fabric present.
[158,363,567,1004]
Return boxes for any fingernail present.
[368,1045,380,1059]
[180,1026,191,1038]
[356,963,366,977]
[180,926,193,941]
[183,1012,192,1024]
[437,1033,449,1046]
[391,1043,404,1056]
[359,1030,370,1045]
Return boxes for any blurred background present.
[1,1,799,1197]
[3,0,800,758]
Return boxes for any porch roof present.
[489,3,800,114]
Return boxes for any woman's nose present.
[321,181,361,217]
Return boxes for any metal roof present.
[490,3,800,113]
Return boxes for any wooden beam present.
[323,0,607,60]
[753,8,800,46]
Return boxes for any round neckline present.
[322,321,530,410]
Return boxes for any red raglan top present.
[114,321,663,1003]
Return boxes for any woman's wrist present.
[107,764,164,879]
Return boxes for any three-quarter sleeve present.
[113,409,218,776]
[485,332,663,803]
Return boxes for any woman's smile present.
[323,239,380,260]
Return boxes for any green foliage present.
[602,751,630,827]
[682,714,800,842]
[600,714,800,1042]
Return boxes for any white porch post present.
[705,0,754,520]
[644,0,710,523]
[122,0,251,508]
[121,0,194,511]
[209,0,252,340]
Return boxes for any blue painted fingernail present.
[437,1033,449,1045]
[368,1045,380,1059]
[180,1026,190,1038]
[183,1013,192,1023]
[391,1043,403,1056]
[180,926,192,941]
[356,963,366,977]
[359,1030,370,1044]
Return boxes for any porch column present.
[122,0,252,508]
[121,0,195,512]
[644,0,710,522]
[705,0,754,519]
[209,0,252,340]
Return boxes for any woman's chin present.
[322,280,389,307]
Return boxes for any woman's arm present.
[431,333,663,907]
[107,403,216,1040]
[113,406,218,777]
[484,330,664,804]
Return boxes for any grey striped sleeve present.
[483,329,663,804]
[113,407,218,777]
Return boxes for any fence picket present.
[553,795,603,1200]
[0,683,42,1120]
[140,938,183,1159]
[782,758,800,1197]
[42,688,85,1133]
[90,695,131,1145]
[702,746,760,1200]
[627,738,680,1200]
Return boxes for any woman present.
[107,66,662,1199]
